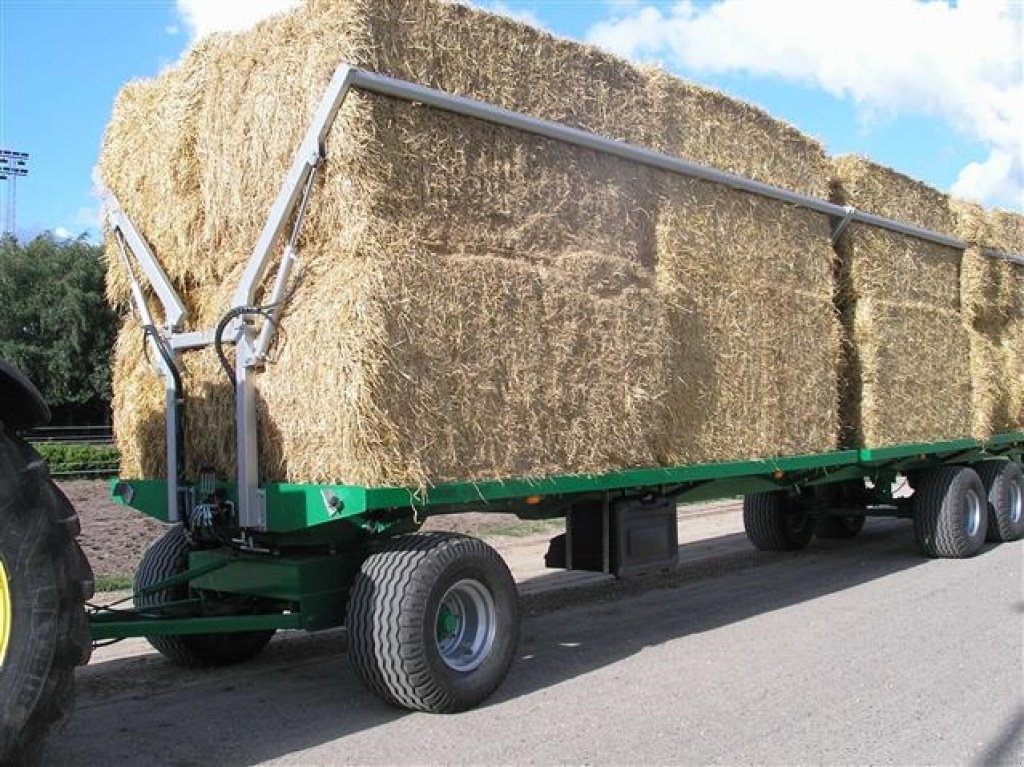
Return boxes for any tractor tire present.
[347,533,519,713]
[913,466,987,558]
[0,430,93,765]
[743,492,816,551]
[815,515,866,539]
[975,460,1024,543]
[134,526,274,666]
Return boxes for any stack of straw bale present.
[832,156,971,447]
[102,0,843,487]
[647,72,841,463]
[954,203,1023,436]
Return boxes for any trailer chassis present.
[94,62,1024,711]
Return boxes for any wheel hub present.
[964,486,982,538]
[1010,478,1023,525]
[0,559,11,669]
[435,579,497,673]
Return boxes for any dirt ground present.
[58,479,558,582]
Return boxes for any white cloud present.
[53,226,72,239]
[952,149,1023,207]
[588,0,1023,209]
[175,0,301,41]
[165,24,180,36]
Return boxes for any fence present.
[24,425,114,445]
[25,427,120,478]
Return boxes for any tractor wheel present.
[135,526,274,666]
[913,466,987,558]
[743,492,816,551]
[975,460,1024,543]
[815,515,866,539]
[0,430,93,764]
[347,532,519,713]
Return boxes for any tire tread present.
[347,533,517,713]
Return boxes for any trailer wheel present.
[913,466,987,558]
[975,460,1024,543]
[743,492,816,551]
[815,515,865,539]
[135,526,274,666]
[0,432,93,764]
[347,532,519,713]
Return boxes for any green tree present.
[0,232,117,413]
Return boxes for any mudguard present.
[0,360,51,430]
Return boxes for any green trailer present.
[1,62,1023,761]
[94,432,1024,672]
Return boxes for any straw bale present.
[985,210,1024,432]
[654,176,841,461]
[1006,315,1024,429]
[104,0,674,486]
[646,69,831,198]
[832,156,970,446]
[950,202,1023,437]
[100,42,219,307]
[104,0,839,485]
[853,300,971,445]
[646,64,842,462]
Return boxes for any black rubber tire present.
[134,526,274,666]
[975,460,1024,543]
[743,492,816,551]
[0,430,93,765]
[815,515,866,539]
[913,466,988,558]
[347,532,519,713]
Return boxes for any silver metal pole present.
[105,192,189,330]
[232,65,356,310]
[112,230,181,523]
[348,68,1020,262]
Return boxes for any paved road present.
[46,516,1023,766]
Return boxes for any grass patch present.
[94,574,133,593]
[33,442,120,477]
[483,519,563,538]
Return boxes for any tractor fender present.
[0,360,51,430]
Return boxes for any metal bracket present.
[831,205,857,245]
[105,193,188,332]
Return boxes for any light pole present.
[0,149,30,236]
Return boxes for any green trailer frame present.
[91,62,1024,714]
[89,431,1024,642]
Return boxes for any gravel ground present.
[59,480,167,580]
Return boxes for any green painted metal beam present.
[111,432,1024,533]
[89,612,301,641]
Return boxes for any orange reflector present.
[772,470,785,480]
[524,495,542,505]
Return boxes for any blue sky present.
[1,0,1020,243]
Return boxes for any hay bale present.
[646,69,831,198]
[985,210,1024,431]
[646,71,840,461]
[102,0,840,485]
[654,177,841,463]
[951,202,1023,437]
[102,0,676,486]
[832,156,970,446]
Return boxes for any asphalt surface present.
[45,514,1023,766]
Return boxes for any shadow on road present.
[45,519,989,766]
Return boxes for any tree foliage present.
[0,233,117,410]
